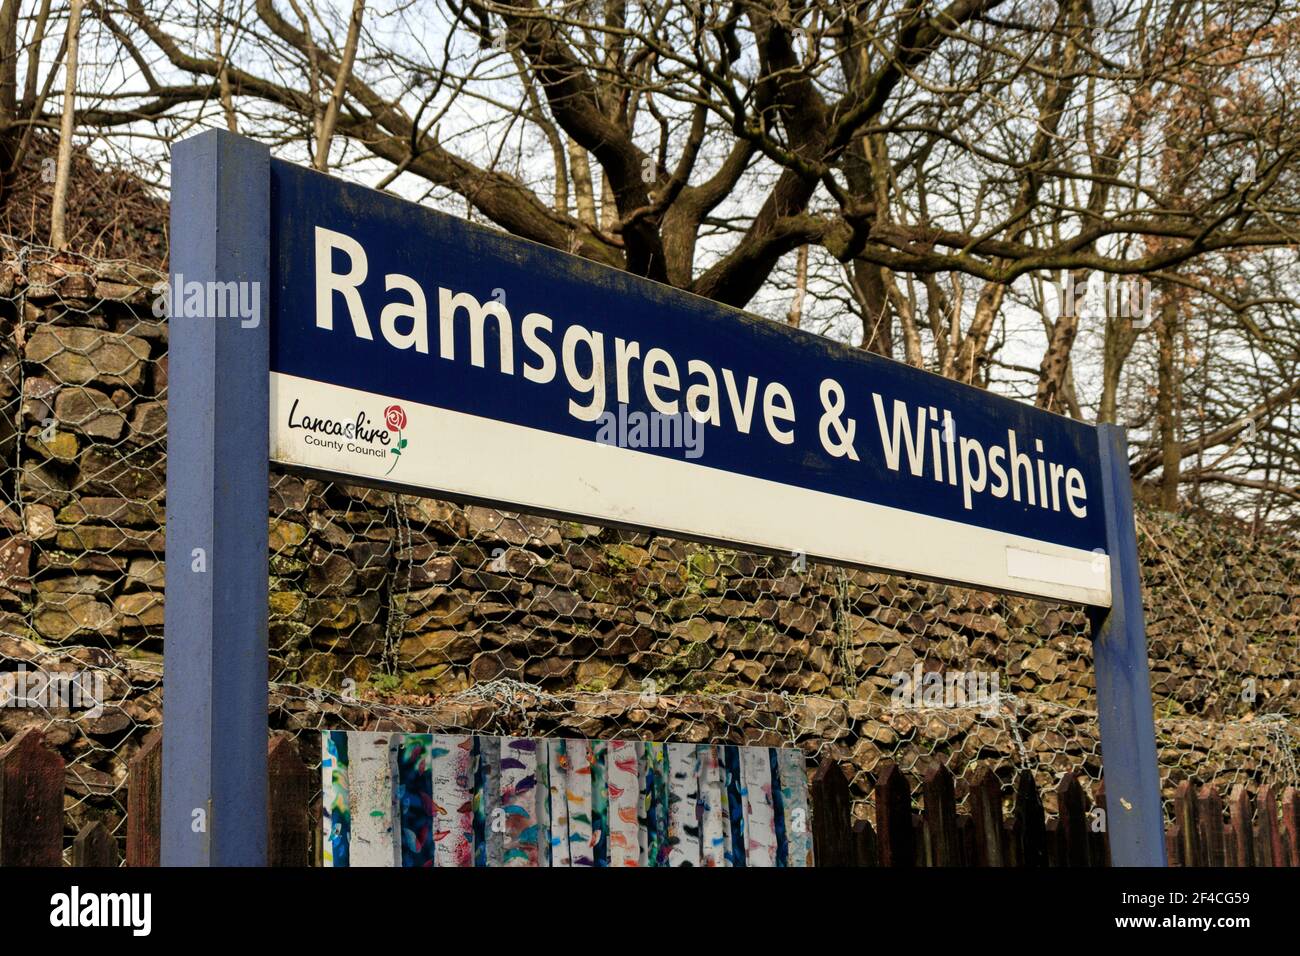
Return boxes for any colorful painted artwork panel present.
[320,733,812,867]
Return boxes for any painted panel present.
[319,732,811,868]
[348,732,400,867]
[429,734,474,867]
[606,739,641,867]
[498,737,543,866]
[321,730,350,867]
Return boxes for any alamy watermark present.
[152,274,261,327]
[594,404,705,460]
[0,665,105,718]
[49,886,151,936]
[890,664,1002,717]
[1052,270,1153,327]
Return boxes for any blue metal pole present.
[163,130,270,865]
[1091,423,1165,866]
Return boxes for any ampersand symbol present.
[818,379,859,460]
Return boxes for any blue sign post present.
[164,131,270,865]
[165,129,1164,865]
[1091,424,1167,865]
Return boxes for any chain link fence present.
[0,239,1295,861]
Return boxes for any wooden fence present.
[1,727,1296,866]
[808,759,1299,866]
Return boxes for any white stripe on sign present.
[1005,547,1108,593]
[270,373,1112,607]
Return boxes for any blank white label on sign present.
[1005,547,1109,594]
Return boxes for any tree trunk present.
[215,1,239,133]
[881,269,923,367]
[955,281,1006,385]
[567,138,597,228]
[850,258,893,357]
[1156,284,1181,511]
[49,0,83,251]
[313,0,365,171]
[0,0,20,203]
[787,244,808,327]
[1037,304,1080,413]
[1098,314,1124,425]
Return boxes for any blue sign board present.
[268,159,1109,604]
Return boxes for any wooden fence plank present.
[394,734,435,868]
[1174,780,1202,867]
[608,739,643,867]
[1227,785,1254,867]
[0,728,65,866]
[475,735,505,867]
[268,734,313,867]
[912,813,928,866]
[73,820,119,868]
[1045,818,1062,867]
[431,735,474,867]
[495,737,543,867]
[320,730,348,867]
[350,732,400,867]
[957,814,975,866]
[666,742,701,868]
[1256,785,1282,867]
[1258,785,1279,868]
[1223,824,1237,867]
[559,738,597,867]
[874,762,914,868]
[698,745,730,867]
[1011,769,1047,867]
[967,765,1005,867]
[1091,780,1110,867]
[1166,824,1182,866]
[1281,788,1298,867]
[1003,818,1021,867]
[739,746,778,867]
[809,758,853,867]
[775,749,813,868]
[643,742,671,867]
[852,817,877,866]
[921,762,959,866]
[591,740,609,867]
[126,730,162,867]
[1197,784,1225,867]
[1056,772,1089,867]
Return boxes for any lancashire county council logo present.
[383,404,409,475]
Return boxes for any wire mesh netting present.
[0,240,1296,862]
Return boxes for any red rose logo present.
[384,405,407,431]
[383,405,410,477]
